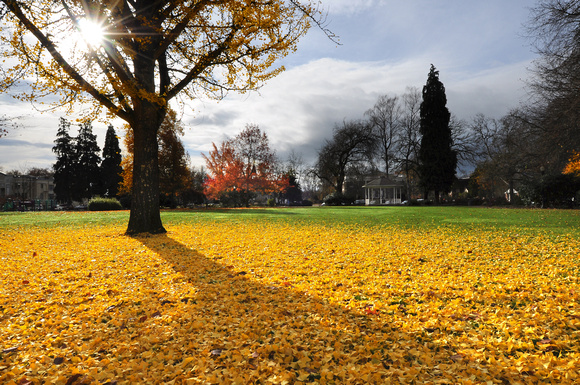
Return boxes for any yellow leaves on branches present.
[1,219,579,384]
[563,151,580,176]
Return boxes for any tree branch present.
[3,0,131,122]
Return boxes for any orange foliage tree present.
[0,0,326,234]
[563,151,580,176]
[203,125,288,206]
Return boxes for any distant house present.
[0,172,55,201]
[363,175,405,205]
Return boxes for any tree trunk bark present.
[125,39,167,235]
[126,100,166,234]
[336,175,344,195]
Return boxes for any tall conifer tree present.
[100,125,123,197]
[418,65,457,203]
[52,118,75,204]
[74,121,101,201]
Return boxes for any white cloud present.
[183,56,531,168]
[324,0,381,15]
[0,1,537,174]
[0,111,112,172]
[0,55,532,173]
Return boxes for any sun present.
[77,18,105,48]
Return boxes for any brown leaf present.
[450,354,464,362]
[65,374,82,385]
[464,313,481,321]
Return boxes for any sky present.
[0,0,538,174]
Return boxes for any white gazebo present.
[363,176,405,205]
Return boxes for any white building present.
[363,175,405,205]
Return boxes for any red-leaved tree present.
[203,125,288,206]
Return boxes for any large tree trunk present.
[126,100,166,235]
[126,47,167,235]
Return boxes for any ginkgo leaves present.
[1,219,579,384]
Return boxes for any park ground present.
[0,207,579,384]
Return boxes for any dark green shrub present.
[88,197,123,211]
[322,192,354,206]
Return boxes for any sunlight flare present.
[77,18,105,47]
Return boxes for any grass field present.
[1,207,579,384]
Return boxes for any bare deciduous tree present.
[314,120,374,194]
[528,0,580,100]
[365,94,402,176]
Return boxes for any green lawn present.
[2,206,579,236]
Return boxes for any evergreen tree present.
[52,118,76,204]
[158,110,192,207]
[100,125,123,197]
[74,121,101,201]
[281,171,303,204]
[418,65,457,203]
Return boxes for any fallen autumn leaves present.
[1,219,579,384]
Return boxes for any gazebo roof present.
[363,176,405,188]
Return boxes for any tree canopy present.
[0,0,324,233]
[314,120,375,194]
[365,94,402,176]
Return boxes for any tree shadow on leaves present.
[134,234,536,385]
[135,233,390,384]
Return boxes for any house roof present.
[363,176,405,188]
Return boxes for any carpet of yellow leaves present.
[1,219,579,384]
